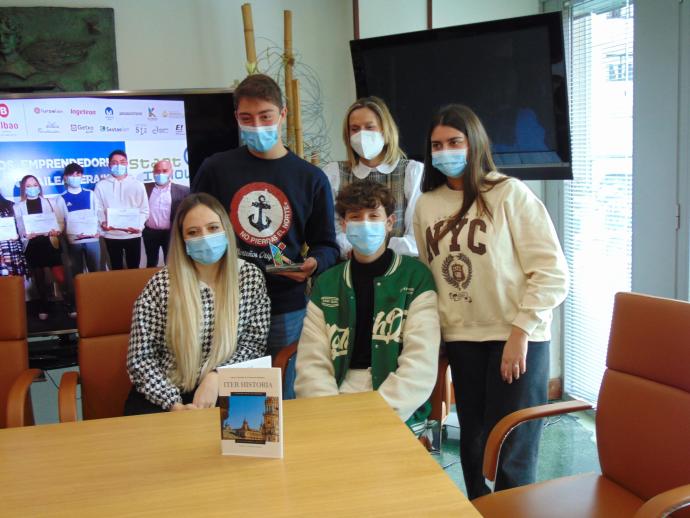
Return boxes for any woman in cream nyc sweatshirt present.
[413,105,568,500]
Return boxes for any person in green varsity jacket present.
[295,180,440,427]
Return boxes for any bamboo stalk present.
[292,78,304,158]
[241,3,258,74]
[284,10,295,148]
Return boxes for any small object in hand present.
[265,263,304,274]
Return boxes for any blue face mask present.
[432,149,468,178]
[66,176,82,189]
[346,221,387,256]
[25,186,40,198]
[239,123,280,153]
[154,174,169,186]
[185,232,228,265]
[111,164,128,178]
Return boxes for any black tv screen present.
[350,12,571,180]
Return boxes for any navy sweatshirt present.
[192,146,339,315]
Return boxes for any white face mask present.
[350,130,385,160]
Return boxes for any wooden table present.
[0,391,479,517]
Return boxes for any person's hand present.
[276,257,318,282]
[101,222,112,231]
[192,371,219,409]
[76,233,87,240]
[126,227,139,234]
[48,229,61,237]
[26,232,36,239]
[501,327,529,384]
[170,402,198,411]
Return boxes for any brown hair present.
[335,179,396,219]
[233,74,283,110]
[421,104,507,237]
[19,174,43,201]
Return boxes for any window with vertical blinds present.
[561,0,634,403]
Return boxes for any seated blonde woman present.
[125,193,271,414]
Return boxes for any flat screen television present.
[0,89,238,337]
[350,12,571,180]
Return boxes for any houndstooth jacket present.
[127,260,271,409]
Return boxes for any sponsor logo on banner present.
[99,125,129,133]
[70,124,94,134]
[70,108,97,116]
[118,110,143,116]
[37,121,60,134]
[0,104,21,134]
[105,107,114,119]
[147,107,157,120]
[135,125,147,136]
[34,107,63,115]
[175,124,185,135]
[162,110,184,119]
[152,126,169,135]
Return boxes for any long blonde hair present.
[342,96,406,169]
[166,193,239,391]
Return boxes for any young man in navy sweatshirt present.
[192,74,338,389]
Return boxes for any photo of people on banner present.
[0,96,189,322]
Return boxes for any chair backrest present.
[76,268,159,420]
[597,292,690,501]
[0,276,31,428]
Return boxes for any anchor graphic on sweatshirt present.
[249,195,272,232]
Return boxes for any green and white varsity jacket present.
[295,252,440,424]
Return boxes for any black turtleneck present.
[350,248,394,369]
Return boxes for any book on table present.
[217,365,283,459]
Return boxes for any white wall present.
[633,0,689,300]
[433,0,541,27]
[358,0,540,37]
[359,0,427,38]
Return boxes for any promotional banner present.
[0,96,189,200]
[0,141,123,197]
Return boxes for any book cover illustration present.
[218,367,283,458]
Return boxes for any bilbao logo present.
[0,104,9,117]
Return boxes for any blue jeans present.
[267,308,306,400]
[68,240,101,276]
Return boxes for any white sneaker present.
[38,312,49,321]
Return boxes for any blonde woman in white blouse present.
[322,96,423,258]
